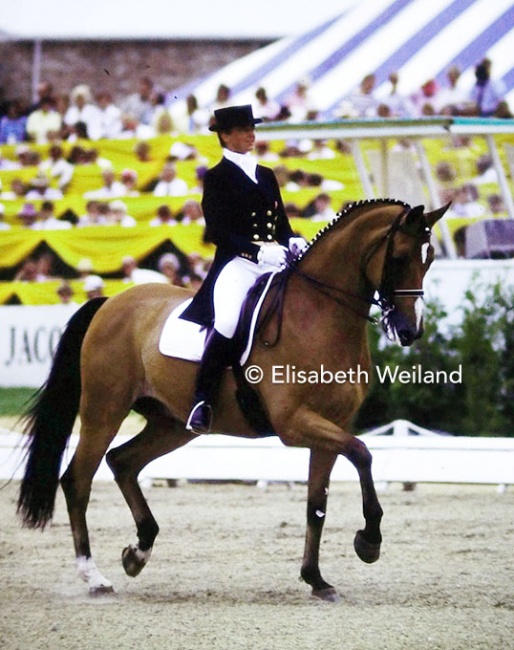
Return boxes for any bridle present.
[258,207,431,346]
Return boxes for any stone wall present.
[0,38,270,107]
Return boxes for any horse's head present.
[367,202,450,346]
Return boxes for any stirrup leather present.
[186,400,213,435]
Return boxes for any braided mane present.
[292,198,411,265]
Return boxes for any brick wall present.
[0,38,270,107]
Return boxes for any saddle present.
[159,269,290,435]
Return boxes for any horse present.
[17,198,448,601]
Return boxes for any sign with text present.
[0,305,79,387]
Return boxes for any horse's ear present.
[425,202,452,227]
[403,204,425,230]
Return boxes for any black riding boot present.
[186,329,234,435]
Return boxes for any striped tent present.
[172,0,514,117]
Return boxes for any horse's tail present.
[17,297,108,529]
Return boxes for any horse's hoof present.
[310,587,340,603]
[89,584,115,597]
[122,545,147,577]
[353,530,381,564]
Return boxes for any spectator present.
[148,92,174,135]
[77,200,108,227]
[157,253,186,286]
[448,184,485,218]
[26,81,54,114]
[304,193,337,221]
[17,203,39,229]
[178,199,205,225]
[337,73,379,118]
[32,200,72,230]
[149,204,178,227]
[56,281,78,306]
[0,100,27,144]
[284,79,316,121]
[253,87,280,122]
[64,84,103,140]
[470,58,505,117]
[210,84,232,114]
[121,255,167,284]
[185,251,209,281]
[494,100,513,119]
[169,141,204,162]
[1,178,28,200]
[254,141,279,162]
[39,144,75,191]
[83,274,105,299]
[76,258,94,278]
[16,144,40,167]
[134,141,153,163]
[473,155,498,185]
[152,163,189,197]
[25,172,64,201]
[487,194,506,215]
[26,96,62,144]
[434,66,471,115]
[14,258,41,281]
[169,94,210,134]
[35,251,57,280]
[121,76,155,125]
[380,72,415,117]
[306,139,336,160]
[96,91,123,139]
[410,79,439,116]
[120,169,140,197]
[84,169,126,199]
[190,165,208,194]
[106,200,137,227]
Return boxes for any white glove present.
[289,236,308,256]
[257,244,288,268]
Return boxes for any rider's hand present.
[288,236,308,256]
[257,244,288,268]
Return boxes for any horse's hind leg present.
[60,423,121,595]
[106,408,194,579]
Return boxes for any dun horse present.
[17,199,448,601]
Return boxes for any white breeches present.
[213,256,277,338]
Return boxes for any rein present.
[257,207,427,347]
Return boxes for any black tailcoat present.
[181,157,294,327]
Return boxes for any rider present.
[182,104,307,434]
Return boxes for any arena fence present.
[2,420,513,492]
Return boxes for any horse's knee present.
[106,447,128,481]
[347,437,373,469]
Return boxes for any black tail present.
[17,298,108,529]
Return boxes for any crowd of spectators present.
[0,55,512,300]
[0,57,511,147]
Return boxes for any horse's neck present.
[297,212,382,310]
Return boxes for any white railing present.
[2,420,513,491]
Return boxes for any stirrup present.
[186,400,213,435]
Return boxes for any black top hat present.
[209,104,263,132]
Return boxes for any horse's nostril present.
[398,329,415,346]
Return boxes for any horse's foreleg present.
[346,436,383,564]
[106,415,194,579]
[301,449,339,602]
[282,412,383,573]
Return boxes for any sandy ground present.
[1,446,513,650]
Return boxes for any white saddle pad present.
[159,271,278,366]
